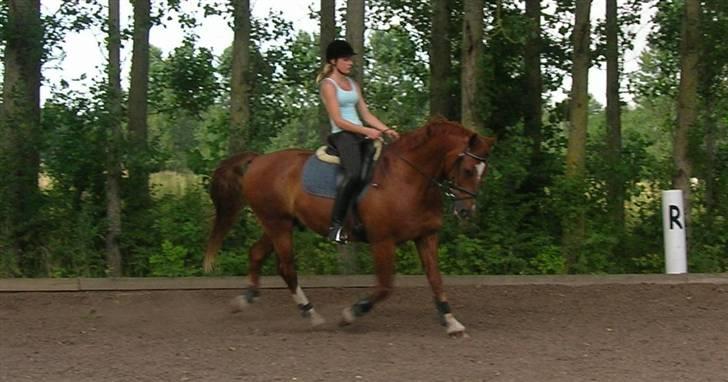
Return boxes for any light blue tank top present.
[322,77,362,133]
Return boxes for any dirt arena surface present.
[1,282,727,381]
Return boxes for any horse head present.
[442,131,496,219]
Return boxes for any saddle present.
[314,139,383,165]
[301,140,383,242]
[301,139,383,199]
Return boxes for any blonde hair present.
[316,62,334,83]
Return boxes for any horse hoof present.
[339,307,355,326]
[229,296,250,313]
[448,330,470,339]
[443,313,466,336]
[310,311,326,327]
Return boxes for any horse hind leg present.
[230,234,273,312]
[268,220,325,327]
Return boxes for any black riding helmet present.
[326,40,357,61]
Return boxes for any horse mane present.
[387,117,472,155]
[375,117,473,181]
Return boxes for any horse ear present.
[469,134,496,151]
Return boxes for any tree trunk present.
[1,0,42,275]
[461,0,484,133]
[229,0,251,155]
[562,0,591,271]
[341,0,366,275]
[430,0,452,119]
[605,0,625,260]
[346,0,365,86]
[318,0,336,144]
[524,0,542,154]
[521,0,544,195]
[673,0,700,237]
[127,0,152,205]
[702,105,718,227]
[105,0,123,277]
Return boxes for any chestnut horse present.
[203,119,495,336]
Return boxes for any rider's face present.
[333,56,354,75]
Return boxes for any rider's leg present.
[359,138,377,185]
[327,132,363,243]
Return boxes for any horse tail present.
[204,152,258,272]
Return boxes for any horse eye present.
[464,169,475,177]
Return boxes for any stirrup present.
[327,226,349,244]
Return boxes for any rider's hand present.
[364,128,382,140]
[383,128,400,141]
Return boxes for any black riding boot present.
[328,178,357,244]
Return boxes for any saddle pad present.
[301,156,340,199]
[301,156,370,200]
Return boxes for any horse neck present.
[391,134,459,181]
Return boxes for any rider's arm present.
[355,84,399,140]
[321,81,380,139]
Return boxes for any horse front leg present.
[340,240,395,326]
[415,233,467,337]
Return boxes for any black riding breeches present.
[326,131,376,227]
[327,131,376,186]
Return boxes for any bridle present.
[391,142,490,201]
[441,150,490,200]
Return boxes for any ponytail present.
[316,62,334,83]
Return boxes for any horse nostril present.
[456,208,471,219]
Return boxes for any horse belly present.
[292,192,332,236]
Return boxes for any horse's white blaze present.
[475,162,486,180]
[444,313,466,334]
[292,286,310,306]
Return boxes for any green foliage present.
[149,241,189,277]
[291,231,341,275]
[366,26,429,131]
[0,2,7,52]
[149,38,220,117]
[186,106,230,175]
[530,246,567,274]
[44,189,107,277]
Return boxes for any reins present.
[384,139,489,201]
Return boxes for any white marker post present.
[662,190,687,274]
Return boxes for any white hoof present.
[339,307,355,326]
[444,313,467,337]
[309,310,326,326]
[229,295,250,313]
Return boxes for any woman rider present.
[317,40,399,243]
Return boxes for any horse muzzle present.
[453,201,476,220]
